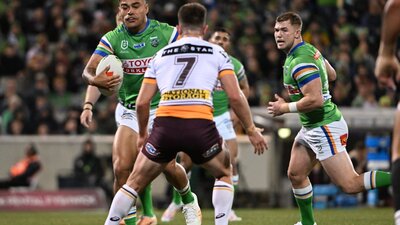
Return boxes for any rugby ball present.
[95,55,123,96]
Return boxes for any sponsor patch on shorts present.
[340,133,348,146]
[145,143,159,156]
[121,111,134,120]
[202,143,220,158]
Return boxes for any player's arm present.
[220,71,267,154]
[268,63,323,116]
[82,53,121,90]
[230,75,250,129]
[268,78,323,116]
[136,79,158,137]
[325,59,337,82]
[239,76,250,97]
[295,77,324,112]
[375,0,400,89]
[80,86,102,128]
[379,0,400,57]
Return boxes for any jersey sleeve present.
[230,56,246,81]
[217,47,234,77]
[290,57,320,88]
[93,28,119,57]
[159,22,179,44]
[144,55,157,80]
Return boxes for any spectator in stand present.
[0,0,398,135]
[72,138,113,202]
[73,138,104,187]
[0,143,42,189]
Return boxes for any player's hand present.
[80,109,93,128]
[247,126,268,155]
[267,94,287,117]
[91,66,122,91]
[137,133,148,151]
[374,55,400,90]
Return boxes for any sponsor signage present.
[0,188,107,211]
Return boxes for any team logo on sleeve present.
[150,36,159,47]
[121,40,128,50]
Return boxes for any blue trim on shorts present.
[321,126,335,156]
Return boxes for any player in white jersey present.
[103,3,267,225]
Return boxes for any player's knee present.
[113,164,131,183]
[214,168,231,180]
[287,170,306,185]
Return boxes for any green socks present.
[293,185,315,225]
[177,183,194,204]
[363,171,392,189]
[124,206,137,225]
[139,184,155,217]
[172,187,183,204]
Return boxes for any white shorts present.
[115,103,156,133]
[214,111,236,140]
[295,117,348,161]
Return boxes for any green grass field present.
[0,208,394,225]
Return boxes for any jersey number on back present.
[173,56,198,87]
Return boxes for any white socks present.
[293,184,313,199]
[232,174,239,186]
[363,171,376,190]
[395,210,400,225]
[104,185,138,225]
[212,180,234,225]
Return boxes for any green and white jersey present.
[283,42,341,128]
[94,19,178,109]
[213,56,246,116]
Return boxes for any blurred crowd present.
[0,0,398,135]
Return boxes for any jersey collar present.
[288,41,305,55]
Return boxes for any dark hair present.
[26,143,38,156]
[212,27,231,37]
[178,3,207,30]
[276,12,303,30]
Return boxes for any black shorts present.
[142,117,222,164]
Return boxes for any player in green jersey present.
[160,27,249,223]
[80,1,192,225]
[268,12,392,225]
[375,0,400,224]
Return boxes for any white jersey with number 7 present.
[143,36,234,120]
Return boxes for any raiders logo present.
[150,37,159,47]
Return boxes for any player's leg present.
[114,105,156,225]
[161,152,193,222]
[317,118,391,194]
[112,125,139,225]
[288,141,318,225]
[163,160,196,204]
[105,152,165,225]
[214,111,242,221]
[392,108,400,225]
[224,138,242,221]
[320,151,390,194]
[163,159,202,225]
[201,147,233,225]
